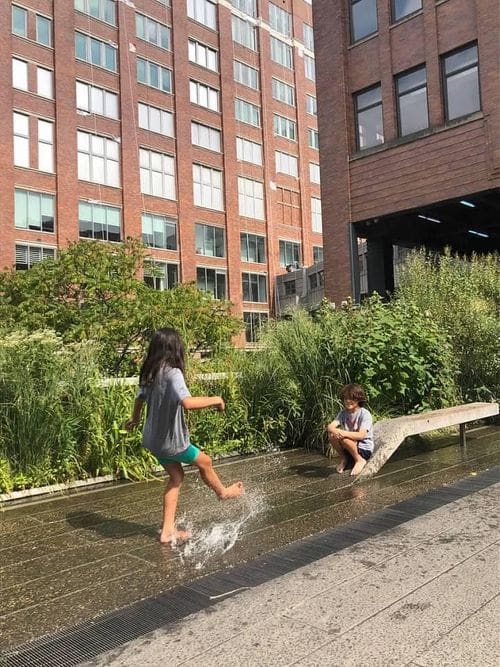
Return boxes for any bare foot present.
[219,481,244,499]
[350,459,366,476]
[336,457,348,473]
[159,529,191,545]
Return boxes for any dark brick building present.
[1,0,321,342]
[313,0,500,303]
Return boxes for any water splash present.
[177,491,266,569]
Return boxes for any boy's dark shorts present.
[345,447,372,468]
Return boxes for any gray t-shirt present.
[334,407,374,452]
[137,366,191,457]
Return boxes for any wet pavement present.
[1,425,499,655]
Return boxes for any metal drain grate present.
[2,466,498,667]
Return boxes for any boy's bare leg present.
[193,452,244,499]
[160,463,191,544]
[340,438,366,476]
[327,429,349,472]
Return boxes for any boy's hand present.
[125,418,140,432]
[216,397,225,412]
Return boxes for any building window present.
[309,162,320,184]
[12,5,27,37]
[308,128,319,149]
[189,39,218,71]
[78,201,121,241]
[350,0,377,43]
[275,150,298,177]
[392,0,422,22]
[142,213,177,250]
[36,15,52,46]
[238,177,265,219]
[136,14,171,50]
[187,0,217,30]
[303,24,314,51]
[242,272,267,303]
[309,270,324,290]
[15,189,55,232]
[306,94,317,116]
[284,280,296,295]
[311,197,322,233]
[191,121,221,152]
[443,43,480,121]
[138,103,173,136]
[234,60,259,90]
[354,84,384,149]
[240,232,266,263]
[77,81,119,119]
[38,120,54,173]
[270,37,293,69]
[75,0,116,25]
[12,58,28,90]
[75,32,117,71]
[15,244,55,270]
[197,267,226,299]
[304,55,316,81]
[396,65,429,136]
[274,114,296,140]
[190,80,219,111]
[231,0,256,17]
[235,98,261,127]
[276,187,301,226]
[144,260,178,290]
[37,67,53,98]
[193,164,223,210]
[195,223,225,257]
[137,57,172,93]
[279,240,301,267]
[269,3,292,37]
[243,311,268,343]
[77,131,120,186]
[13,112,29,168]
[313,246,323,263]
[272,78,295,106]
[139,149,175,199]
[232,16,257,50]
[236,137,262,165]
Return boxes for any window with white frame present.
[75,32,117,71]
[235,98,260,126]
[240,232,266,263]
[243,311,268,343]
[187,0,217,29]
[144,260,178,290]
[188,39,218,71]
[309,162,320,183]
[242,272,267,303]
[275,150,298,177]
[13,112,30,168]
[234,60,259,89]
[76,81,119,119]
[136,14,171,50]
[303,23,314,50]
[15,189,55,232]
[142,213,177,249]
[12,58,28,90]
[37,67,53,98]
[273,114,296,140]
[191,121,221,152]
[193,164,223,210]
[313,245,323,263]
[195,223,225,257]
[38,120,54,172]
[311,197,322,232]
[272,78,295,106]
[236,137,262,165]
[308,127,319,148]
[269,4,292,37]
[270,37,293,68]
[190,80,219,111]
[15,243,55,270]
[137,57,172,93]
[12,5,27,37]
[197,267,226,299]
[138,103,173,136]
[232,15,257,50]
[77,131,120,186]
[306,94,317,115]
[304,55,315,81]
[79,201,121,241]
[231,0,256,17]
[279,239,301,267]
[74,0,116,25]
[238,177,264,219]
[36,15,52,46]
[139,149,176,199]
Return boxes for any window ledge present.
[348,32,378,50]
[389,9,423,29]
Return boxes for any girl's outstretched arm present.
[181,396,225,411]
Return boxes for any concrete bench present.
[355,402,499,482]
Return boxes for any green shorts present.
[156,444,201,466]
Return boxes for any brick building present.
[313,0,500,304]
[0,0,322,342]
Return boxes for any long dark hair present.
[139,328,185,385]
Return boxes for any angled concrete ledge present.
[356,402,499,482]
